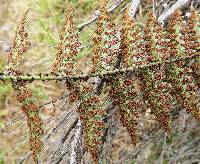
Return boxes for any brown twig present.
[0,94,69,131]
[158,0,192,23]
[77,0,125,31]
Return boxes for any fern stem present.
[1,54,199,82]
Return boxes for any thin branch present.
[158,0,192,23]
[129,0,140,18]
[159,134,167,164]
[153,0,156,17]
[43,108,77,143]
[50,118,80,164]
[0,94,69,131]
[17,152,32,164]
[77,0,125,31]
[68,119,83,164]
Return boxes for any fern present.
[3,10,44,162]
[91,0,120,73]
[0,2,200,163]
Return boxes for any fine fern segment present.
[139,13,173,134]
[183,9,200,88]
[91,0,120,73]
[5,11,44,162]
[16,83,44,162]
[50,4,81,103]
[77,81,106,163]
[167,10,184,58]
[121,9,144,67]
[182,9,199,57]
[7,10,31,69]
[143,68,173,134]
[167,10,200,121]
[108,11,144,145]
[109,74,143,145]
[51,4,81,76]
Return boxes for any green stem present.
[0,54,199,82]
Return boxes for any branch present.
[77,0,125,31]
[129,0,140,18]
[0,94,69,131]
[68,119,83,164]
[158,0,192,23]
[43,109,76,143]
[50,117,82,164]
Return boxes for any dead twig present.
[158,0,192,24]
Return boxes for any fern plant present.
[0,1,200,163]
[3,10,44,162]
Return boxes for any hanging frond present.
[77,81,106,163]
[167,10,200,121]
[109,74,144,145]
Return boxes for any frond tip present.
[51,4,81,76]
[8,9,31,67]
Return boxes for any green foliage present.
[31,86,48,101]
[0,82,12,101]
[0,60,12,101]
[0,150,5,164]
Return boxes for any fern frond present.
[140,13,174,134]
[121,9,144,67]
[184,9,200,88]
[77,81,106,163]
[5,10,44,163]
[167,10,200,121]
[109,74,143,145]
[91,0,120,73]
[17,86,44,162]
[7,9,31,68]
[51,4,81,76]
